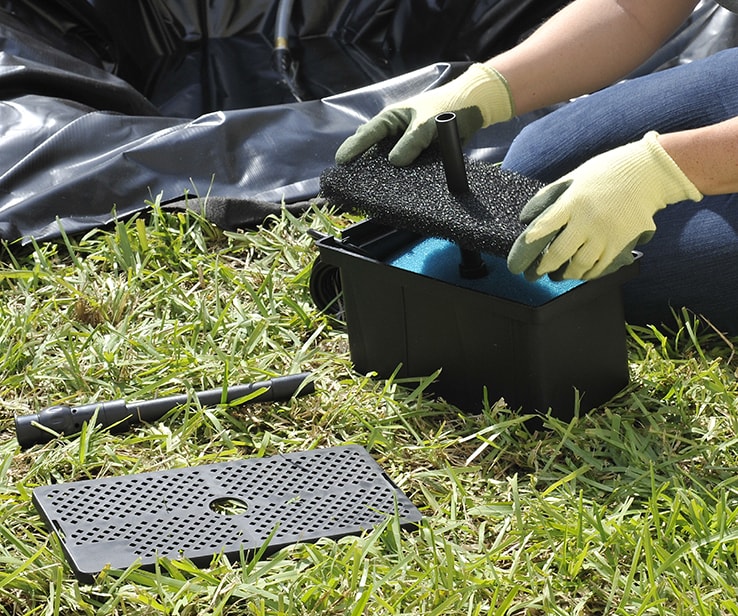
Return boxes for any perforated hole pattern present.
[32,446,421,580]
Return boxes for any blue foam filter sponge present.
[388,237,582,306]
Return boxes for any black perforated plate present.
[33,446,422,582]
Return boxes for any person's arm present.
[506,129,706,281]
[490,0,700,115]
[335,0,701,165]
[658,118,738,196]
[507,116,738,281]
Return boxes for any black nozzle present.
[15,372,315,449]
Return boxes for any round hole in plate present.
[209,497,249,516]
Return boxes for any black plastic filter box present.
[313,219,638,421]
[32,445,421,583]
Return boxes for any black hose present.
[273,0,305,102]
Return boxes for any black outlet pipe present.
[436,112,469,194]
[15,372,314,449]
[434,112,488,279]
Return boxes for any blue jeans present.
[502,48,738,334]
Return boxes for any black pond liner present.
[0,0,732,244]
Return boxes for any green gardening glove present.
[335,63,514,166]
[507,131,703,281]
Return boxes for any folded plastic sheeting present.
[0,0,735,244]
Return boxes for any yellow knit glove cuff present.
[466,64,515,127]
[426,63,514,128]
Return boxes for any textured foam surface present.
[320,139,545,256]
[388,237,582,306]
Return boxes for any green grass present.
[2,199,738,615]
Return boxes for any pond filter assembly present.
[315,115,638,421]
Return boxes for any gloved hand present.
[335,63,514,166]
[507,131,703,281]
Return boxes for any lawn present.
[1,199,738,615]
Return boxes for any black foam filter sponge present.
[319,139,546,257]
